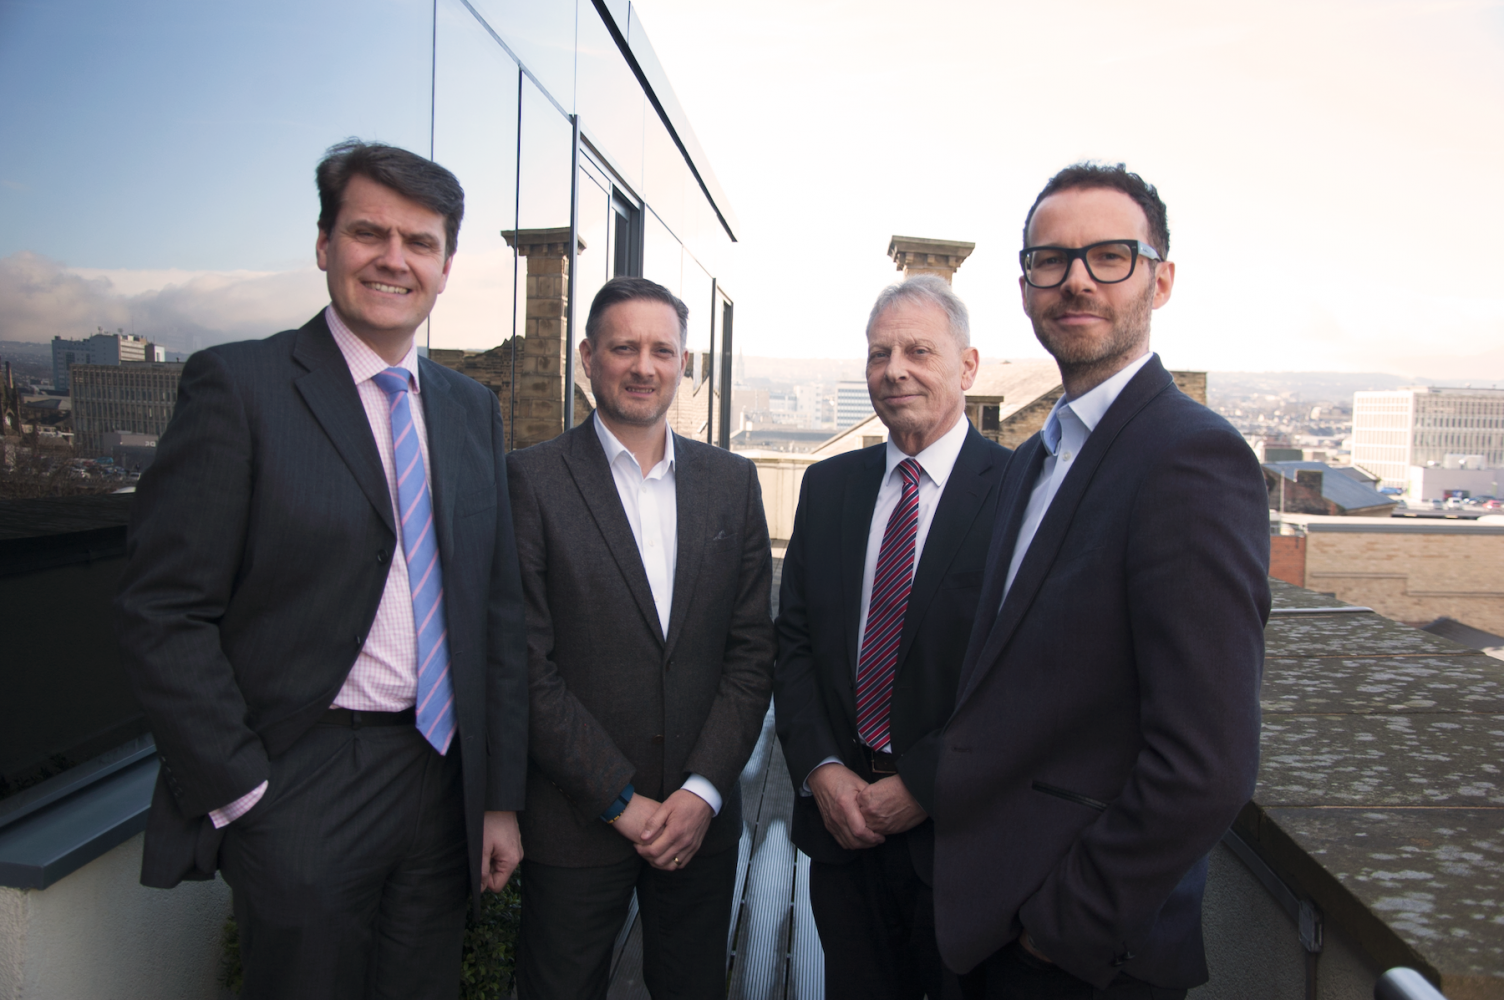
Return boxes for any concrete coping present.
[1273,512,1504,535]
[0,737,156,889]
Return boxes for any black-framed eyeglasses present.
[1019,240,1162,289]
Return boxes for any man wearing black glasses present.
[933,163,1271,999]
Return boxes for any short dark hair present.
[584,277,689,344]
[1023,162,1169,258]
[316,139,465,258]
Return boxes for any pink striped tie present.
[855,459,921,750]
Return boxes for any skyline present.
[2,0,1502,380]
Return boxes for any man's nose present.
[375,234,407,271]
[1060,256,1096,295]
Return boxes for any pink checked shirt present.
[210,306,432,827]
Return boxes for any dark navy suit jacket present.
[114,311,528,897]
[775,424,1009,882]
[934,355,1270,989]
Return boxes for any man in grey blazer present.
[507,276,775,1000]
[115,140,527,1000]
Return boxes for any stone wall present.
[1305,527,1504,632]
[994,388,1064,450]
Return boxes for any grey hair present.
[865,275,971,348]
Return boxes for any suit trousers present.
[957,941,1188,1000]
[809,828,959,1000]
[218,720,470,1000]
[516,843,738,1000]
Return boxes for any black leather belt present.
[322,707,415,728]
[864,746,898,776]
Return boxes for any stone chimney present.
[887,236,976,284]
[501,227,587,450]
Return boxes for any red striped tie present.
[855,458,922,750]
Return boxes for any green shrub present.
[460,875,523,999]
[218,874,522,997]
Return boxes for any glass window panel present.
[464,0,576,113]
[572,168,612,402]
[575,4,644,191]
[518,81,575,231]
[643,210,683,300]
[429,0,521,355]
[0,0,433,792]
[641,113,688,244]
[682,256,713,361]
[0,0,430,298]
[509,77,576,443]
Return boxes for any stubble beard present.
[596,378,675,428]
[1030,275,1154,386]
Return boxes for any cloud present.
[0,251,327,352]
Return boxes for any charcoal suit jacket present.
[114,310,528,895]
[505,421,775,867]
[933,355,1270,990]
[774,424,1009,882]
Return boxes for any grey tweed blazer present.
[506,420,775,867]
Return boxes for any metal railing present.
[1376,967,1447,1000]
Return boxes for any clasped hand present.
[808,764,927,850]
[611,789,713,870]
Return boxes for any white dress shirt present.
[806,412,970,789]
[1000,351,1154,604]
[593,413,722,816]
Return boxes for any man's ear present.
[316,227,330,272]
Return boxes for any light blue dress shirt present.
[1000,352,1155,605]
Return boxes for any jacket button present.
[652,735,664,745]
[376,549,388,564]
[354,635,364,646]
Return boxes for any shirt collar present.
[594,410,675,479]
[1041,350,1154,455]
[883,410,970,491]
[326,305,422,393]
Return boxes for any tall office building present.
[1352,387,1504,489]
[69,363,184,454]
[836,380,875,428]
[51,332,151,392]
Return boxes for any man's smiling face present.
[317,173,452,345]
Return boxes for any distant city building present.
[51,331,156,393]
[69,363,184,454]
[1262,461,1397,517]
[1352,387,1504,489]
[835,380,874,428]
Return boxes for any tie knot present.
[898,458,921,490]
[373,367,411,398]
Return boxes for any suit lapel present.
[840,446,887,674]
[291,313,395,537]
[893,428,999,672]
[663,434,707,661]
[956,358,1176,707]
[560,422,664,645]
[416,359,464,572]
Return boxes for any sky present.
[2,0,1502,379]
[631,0,1504,379]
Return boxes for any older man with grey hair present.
[774,276,1013,1000]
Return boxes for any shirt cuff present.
[801,756,844,796]
[208,780,268,829]
[681,773,722,816]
